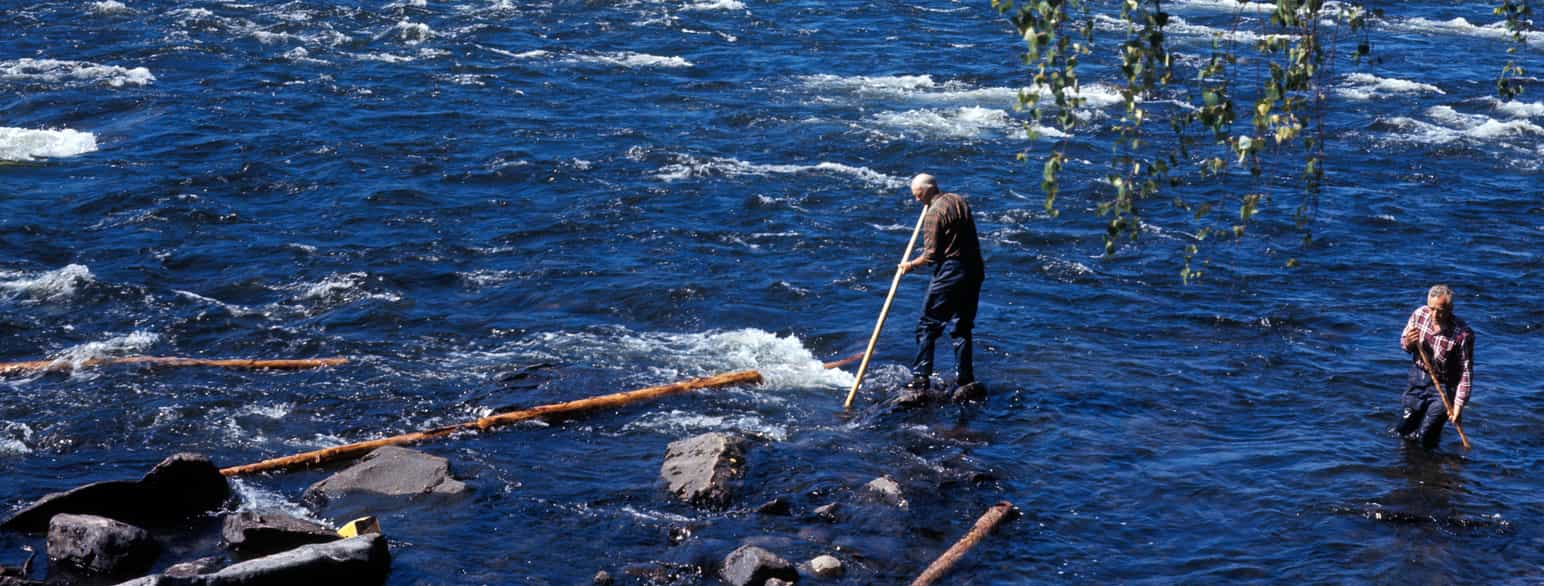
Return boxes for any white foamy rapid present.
[89,0,133,15]
[683,0,746,11]
[623,410,788,441]
[0,264,95,301]
[0,422,34,456]
[55,331,160,365]
[230,479,330,522]
[568,52,692,68]
[1490,98,1544,119]
[1167,0,1276,14]
[801,74,1125,110]
[0,58,154,88]
[498,327,854,391]
[0,127,99,162]
[655,154,906,190]
[292,272,401,303]
[1336,73,1444,101]
[1382,105,1544,145]
[867,107,1070,140]
[1381,16,1544,46]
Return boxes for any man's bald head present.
[910,173,939,203]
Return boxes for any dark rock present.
[811,503,841,523]
[592,569,613,585]
[950,381,987,403]
[46,514,158,576]
[0,578,41,586]
[302,446,467,507]
[862,476,907,509]
[808,555,843,578]
[2,454,230,532]
[660,433,746,508]
[163,556,225,577]
[755,498,791,516]
[621,561,703,584]
[0,547,35,581]
[766,579,794,586]
[119,534,390,586]
[222,511,338,556]
[720,545,797,586]
[894,387,932,409]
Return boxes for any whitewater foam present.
[1382,16,1544,46]
[801,74,1126,112]
[683,0,746,11]
[623,410,788,441]
[1336,73,1444,101]
[0,127,98,162]
[0,264,95,301]
[1491,99,1544,119]
[568,52,693,68]
[0,422,33,456]
[231,479,330,522]
[499,327,854,391]
[89,1,133,15]
[1382,105,1544,145]
[0,58,154,88]
[50,332,161,372]
[656,155,906,190]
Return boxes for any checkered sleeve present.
[1401,306,1428,351]
[918,203,938,265]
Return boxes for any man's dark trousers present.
[1394,364,1450,450]
[912,258,982,385]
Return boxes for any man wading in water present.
[898,174,984,397]
[1394,284,1474,450]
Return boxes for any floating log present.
[220,369,764,476]
[0,356,348,376]
[910,501,1016,586]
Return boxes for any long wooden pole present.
[1416,345,1472,450]
[844,205,930,409]
[910,501,1016,586]
[220,369,764,476]
[0,356,347,376]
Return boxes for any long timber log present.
[0,356,348,376]
[220,369,764,476]
[910,501,1017,586]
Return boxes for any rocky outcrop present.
[163,557,225,578]
[47,514,158,576]
[302,446,467,507]
[115,534,389,586]
[2,454,230,532]
[950,381,987,403]
[720,545,797,586]
[221,511,338,556]
[660,432,746,508]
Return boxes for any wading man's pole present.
[843,205,929,409]
[1417,345,1472,450]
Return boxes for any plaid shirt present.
[1402,305,1474,411]
[919,192,982,268]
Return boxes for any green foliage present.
[993,0,1374,282]
[1495,1,1532,101]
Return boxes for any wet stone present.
[222,510,338,556]
[808,555,843,578]
[720,545,797,586]
[120,534,390,586]
[755,497,791,516]
[863,476,907,509]
[46,514,158,576]
[163,556,225,577]
[660,432,746,508]
[592,569,613,585]
[812,503,841,523]
[950,381,987,403]
[2,453,230,533]
[303,446,467,507]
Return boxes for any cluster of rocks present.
[608,431,918,585]
[0,446,465,585]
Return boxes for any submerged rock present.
[863,476,907,509]
[117,534,389,586]
[2,454,230,533]
[660,432,746,508]
[755,498,791,516]
[221,511,338,556]
[47,514,158,576]
[950,381,987,403]
[720,545,797,586]
[302,446,467,507]
[591,569,613,585]
[163,556,225,577]
[811,503,841,523]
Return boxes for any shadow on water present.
[1335,444,1511,536]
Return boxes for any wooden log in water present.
[910,501,1016,586]
[0,356,348,376]
[220,369,765,476]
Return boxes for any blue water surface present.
[2,0,1541,583]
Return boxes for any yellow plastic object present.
[337,516,381,538]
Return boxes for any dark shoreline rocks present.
[720,545,797,586]
[3,454,230,533]
[661,432,747,508]
[47,514,158,576]
[116,534,389,586]
[221,511,338,556]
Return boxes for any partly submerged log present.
[910,501,1016,586]
[0,356,348,376]
[221,369,764,476]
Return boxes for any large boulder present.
[302,446,466,507]
[3,453,230,532]
[47,514,158,576]
[222,511,338,556]
[720,545,797,586]
[660,433,746,508]
[114,534,389,586]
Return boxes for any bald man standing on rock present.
[898,174,985,397]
